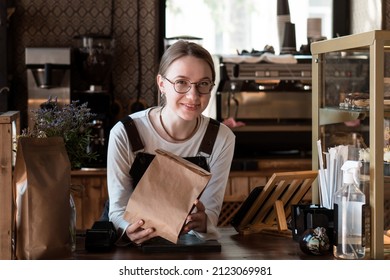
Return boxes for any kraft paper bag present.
[123,149,212,244]
[13,137,72,259]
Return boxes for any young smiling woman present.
[107,40,235,246]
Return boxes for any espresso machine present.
[25,47,71,130]
[216,55,313,170]
[71,34,115,168]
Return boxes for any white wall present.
[351,0,382,34]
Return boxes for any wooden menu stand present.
[232,170,318,236]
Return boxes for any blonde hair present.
[158,40,215,105]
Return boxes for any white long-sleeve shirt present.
[107,107,235,240]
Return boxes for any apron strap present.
[120,116,144,152]
[198,118,220,156]
[120,115,220,155]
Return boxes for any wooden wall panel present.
[71,170,108,230]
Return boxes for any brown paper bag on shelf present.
[123,149,212,244]
[13,137,72,259]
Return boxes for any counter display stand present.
[311,30,390,259]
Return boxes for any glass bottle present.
[70,194,77,252]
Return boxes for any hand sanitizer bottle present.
[333,160,366,259]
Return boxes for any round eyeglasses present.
[163,76,214,95]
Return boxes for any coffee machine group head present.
[25,47,71,129]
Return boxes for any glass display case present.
[311,30,390,259]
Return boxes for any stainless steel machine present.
[216,55,313,170]
[25,47,71,130]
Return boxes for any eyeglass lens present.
[174,80,213,94]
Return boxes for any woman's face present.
[158,55,212,121]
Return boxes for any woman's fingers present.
[132,229,158,245]
[194,199,205,212]
[182,200,207,233]
[126,219,156,245]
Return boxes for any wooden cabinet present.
[226,158,311,198]
[311,30,390,259]
[71,169,108,230]
[0,111,19,260]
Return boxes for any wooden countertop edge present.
[71,168,107,176]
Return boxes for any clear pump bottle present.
[333,160,366,259]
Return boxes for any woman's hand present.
[125,219,157,245]
[182,199,207,234]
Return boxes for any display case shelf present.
[311,30,390,259]
[319,107,367,125]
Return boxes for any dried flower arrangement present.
[21,97,97,169]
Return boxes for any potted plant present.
[20,96,97,170]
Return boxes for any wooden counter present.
[73,227,335,260]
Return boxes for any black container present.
[280,22,297,54]
[290,204,334,244]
